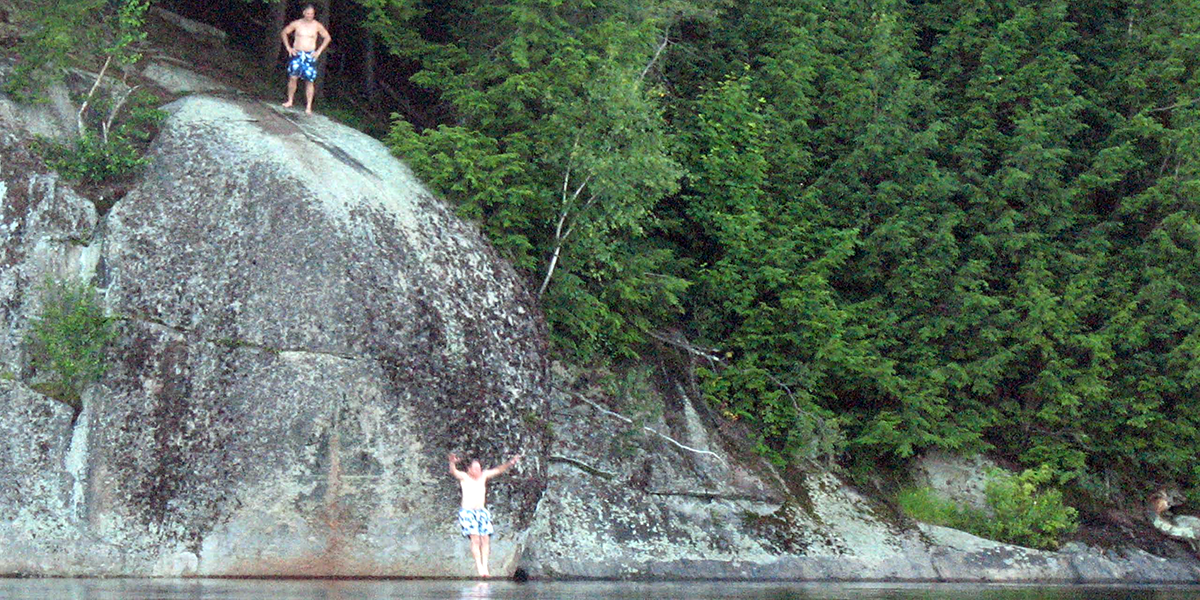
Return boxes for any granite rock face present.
[911,451,1002,512]
[520,362,1200,582]
[0,95,549,576]
[522,364,939,581]
[2,90,1200,582]
[0,126,99,374]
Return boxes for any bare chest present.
[292,22,320,38]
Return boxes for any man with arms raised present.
[448,452,521,577]
[280,4,331,114]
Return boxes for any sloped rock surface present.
[522,363,1200,582]
[522,367,938,580]
[2,90,1200,581]
[0,95,549,576]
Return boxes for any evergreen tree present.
[375,0,687,359]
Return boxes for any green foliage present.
[655,0,1200,503]
[897,486,989,535]
[25,278,119,412]
[33,90,165,185]
[363,0,1200,504]
[899,465,1078,550]
[386,120,537,266]
[5,0,150,100]
[37,132,146,184]
[10,0,159,189]
[379,0,687,360]
[982,465,1079,550]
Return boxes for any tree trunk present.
[362,30,377,103]
[314,0,331,99]
[263,0,289,72]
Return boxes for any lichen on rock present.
[0,95,550,576]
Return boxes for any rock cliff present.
[0,94,548,576]
[1,84,1199,581]
[519,361,1200,583]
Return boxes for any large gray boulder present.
[2,89,1200,582]
[521,361,1200,582]
[522,364,940,580]
[0,130,99,374]
[0,95,549,576]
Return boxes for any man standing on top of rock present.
[280,4,331,115]
[448,452,520,577]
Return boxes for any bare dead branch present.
[1147,97,1200,113]
[77,56,114,139]
[101,84,141,145]
[549,454,616,479]
[639,27,671,83]
[537,174,592,297]
[556,386,726,465]
[643,329,724,363]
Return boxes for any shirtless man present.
[448,452,520,577]
[280,4,331,114]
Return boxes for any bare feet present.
[306,108,313,115]
[282,101,293,108]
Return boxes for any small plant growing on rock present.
[898,464,1078,550]
[897,486,989,535]
[980,465,1078,550]
[25,277,118,412]
[33,89,165,185]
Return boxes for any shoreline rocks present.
[0,93,1196,582]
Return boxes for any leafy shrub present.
[981,465,1079,550]
[5,0,149,102]
[898,464,1078,550]
[25,278,118,411]
[33,90,165,184]
[897,486,990,535]
[36,132,148,183]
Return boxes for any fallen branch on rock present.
[549,454,616,480]
[555,386,727,466]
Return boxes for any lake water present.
[2,580,1200,600]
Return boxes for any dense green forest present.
[9,0,1200,510]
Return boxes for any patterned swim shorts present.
[287,51,318,82]
[458,507,494,537]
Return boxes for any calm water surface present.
[2,580,1199,600]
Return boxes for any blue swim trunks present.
[458,508,494,537]
[287,51,318,82]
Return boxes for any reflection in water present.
[0,579,1199,600]
[461,581,491,599]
